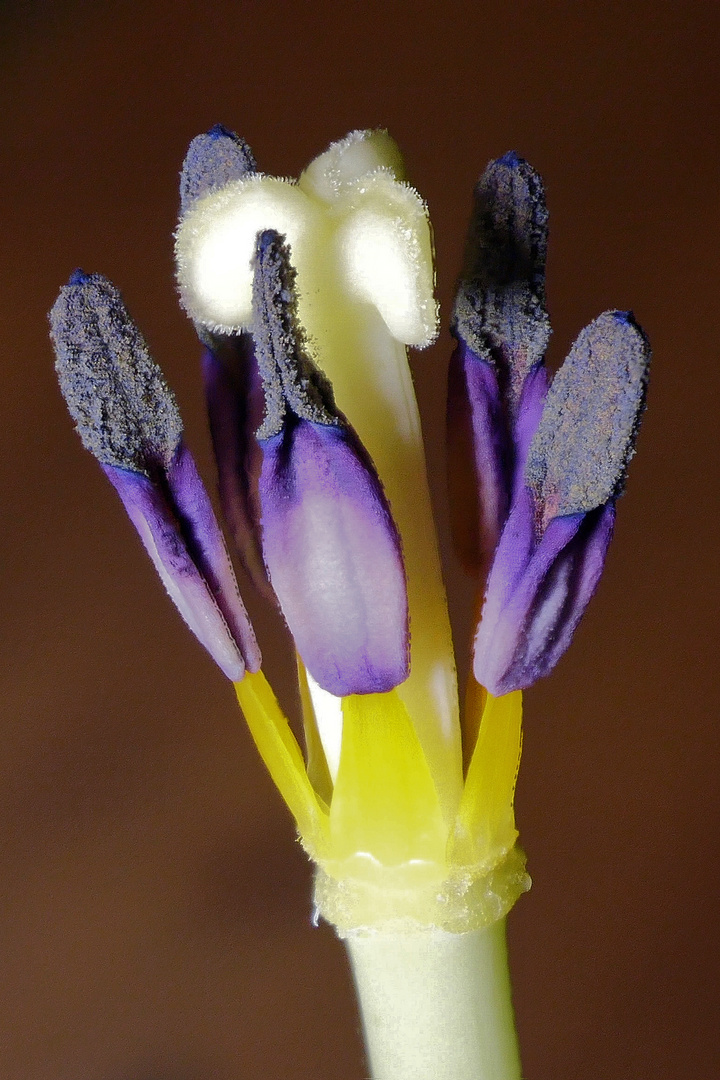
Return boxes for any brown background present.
[1,0,718,1076]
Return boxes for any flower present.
[50,128,649,934]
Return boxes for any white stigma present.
[175,132,437,347]
[176,176,319,331]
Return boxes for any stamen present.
[452,152,551,411]
[525,310,651,523]
[49,271,182,475]
[251,229,337,439]
[179,124,257,214]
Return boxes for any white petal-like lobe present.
[176,176,320,331]
[299,128,405,202]
[336,171,438,347]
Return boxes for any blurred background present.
[1,0,718,1076]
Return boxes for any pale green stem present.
[344,918,522,1080]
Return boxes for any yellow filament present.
[449,690,523,870]
[234,671,329,858]
[328,689,447,874]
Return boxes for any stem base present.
[345,918,522,1080]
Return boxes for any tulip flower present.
[50,127,649,1080]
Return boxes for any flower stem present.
[344,917,522,1080]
